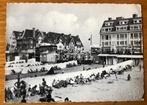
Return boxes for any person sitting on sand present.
[64,97,71,102]
[127,74,131,81]
[42,78,47,87]
[31,85,38,96]
[20,80,27,98]
[95,73,100,80]
[21,95,26,103]
[46,88,55,102]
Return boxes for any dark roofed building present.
[9,31,24,53]
[42,32,84,53]
[10,28,84,61]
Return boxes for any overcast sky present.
[7,3,141,51]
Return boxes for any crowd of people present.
[52,64,133,89]
[5,62,133,103]
[5,77,55,103]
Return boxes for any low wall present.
[5,60,78,75]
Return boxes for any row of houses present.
[6,29,84,63]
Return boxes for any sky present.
[7,3,141,51]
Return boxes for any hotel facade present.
[99,14,143,65]
[100,14,143,54]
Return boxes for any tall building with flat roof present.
[100,14,143,55]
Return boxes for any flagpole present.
[90,34,92,45]
[90,34,92,60]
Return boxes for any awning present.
[98,54,143,59]
[98,54,118,57]
[117,55,143,58]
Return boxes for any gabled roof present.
[71,36,84,47]
[23,29,34,38]
[13,28,84,47]
[42,32,83,47]
[13,31,24,39]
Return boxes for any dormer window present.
[105,22,113,26]
[119,20,128,25]
[133,19,141,24]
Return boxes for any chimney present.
[32,27,35,38]
[108,17,112,21]
[116,17,123,20]
[133,14,138,18]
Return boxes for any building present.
[43,32,84,53]
[90,45,101,63]
[9,31,24,53]
[7,28,84,62]
[99,14,143,65]
[100,14,143,54]
[38,43,58,63]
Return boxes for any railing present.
[101,50,143,55]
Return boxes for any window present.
[120,41,124,45]
[120,34,124,39]
[109,42,111,45]
[105,23,108,26]
[134,41,139,45]
[130,26,133,30]
[131,33,133,39]
[139,32,141,38]
[125,41,127,45]
[117,27,119,30]
[124,27,127,30]
[125,34,127,38]
[134,20,137,23]
[117,41,119,45]
[105,35,108,40]
[139,25,142,30]
[105,28,108,32]
[105,42,108,45]
[117,34,119,40]
[109,35,111,40]
[134,26,139,30]
[131,41,133,45]
[102,42,104,46]
[134,33,138,38]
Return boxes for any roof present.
[23,29,34,38]
[101,15,142,32]
[42,32,83,47]
[13,28,84,47]
[13,31,24,39]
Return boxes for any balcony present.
[101,47,143,55]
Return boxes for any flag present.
[88,35,92,45]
